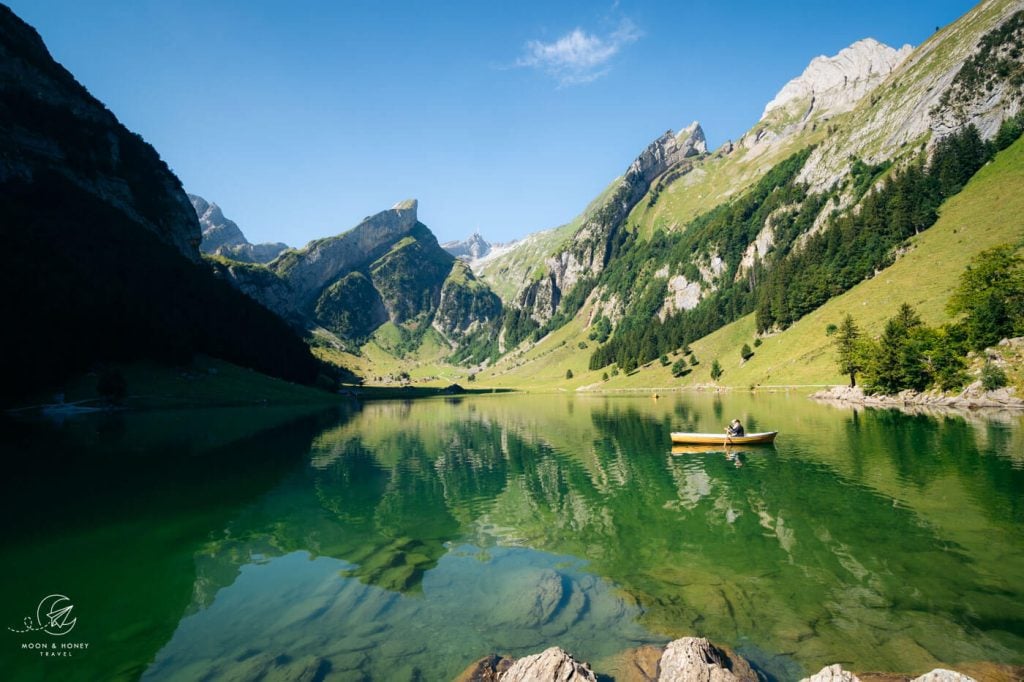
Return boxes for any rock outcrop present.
[800,664,862,682]
[433,261,503,340]
[800,665,981,682]
[460,637,991,682]
[190,194,247,251]
[911,671,977,682]
[762,39,913,122]
[797,3,1024,190]
[190,194,288,264]
[657,637,758,682]
[208,258,299,322]
[0,5,201,261]
[500,647,597,682]
[511,123,707,328]
[812,384,1023,411]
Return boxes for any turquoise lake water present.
[1,393,1022,680]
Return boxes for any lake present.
[2,393,1022,681]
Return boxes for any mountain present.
[475,0,1023,386]
[190,194,289,263]
[209,199,503,352]
[442,232,493,261]
[0,6,199,261]
[0,4,320,401]
[492,121,707,351]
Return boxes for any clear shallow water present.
[1,394,1022,681]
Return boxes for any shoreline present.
[457,637,1023,682]
[810,385,1024,413]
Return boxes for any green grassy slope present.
[683,132,1024,389]
[489,135,1024,391]
[628,121,831,240]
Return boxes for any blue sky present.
[12,0,977,246]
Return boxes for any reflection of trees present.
[479,401,1023,675]
[179,397,1023,677]
[843,409,1024,524]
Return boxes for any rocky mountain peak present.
[189,193,247,252]
[442,232,493,261]
[676,121,708,154]
[629,122,707,185]
[761,38,913,121]
[188,193,288,264]
[392,198,418,213]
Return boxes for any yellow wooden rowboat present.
[670,431,778,445]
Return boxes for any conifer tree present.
[834,314,864,387]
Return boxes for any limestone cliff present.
[205,199,504,351]
[761,38,913,122]
[797,0,1024,190]
[509,122,707,328]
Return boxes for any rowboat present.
[670,431,778,445]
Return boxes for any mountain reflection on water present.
[1,394,1022,681]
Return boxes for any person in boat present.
[725,419,745,438]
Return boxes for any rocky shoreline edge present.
[455,637,1021,682]
[809,384,1023,411]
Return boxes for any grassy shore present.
[15,356,342,411]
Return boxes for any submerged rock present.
[800,664,861,682]
[658,637,759,682]
[501,647,597,682]
[455,654,514,682]
[610,645,663,681]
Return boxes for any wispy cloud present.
[516,20,642,86]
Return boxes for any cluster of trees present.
[670,347,698,377]
[834,246,1023,394]
[584,114,1024,375]
[757,120,1022,332]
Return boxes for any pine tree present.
[834,314,864,387]
[710,359,723,381]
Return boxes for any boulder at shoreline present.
[456,637,1004,681]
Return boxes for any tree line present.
[756,119,1022,332]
